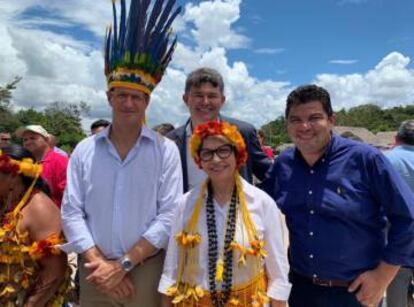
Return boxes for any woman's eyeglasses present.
[199,144,234,162]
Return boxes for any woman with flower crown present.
[159,121,291,307]
[0,145,70,306]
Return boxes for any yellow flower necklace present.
[166,174,269,306]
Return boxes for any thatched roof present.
[334,126,396,149]
[374,131,396,148]
[276,126,396,151]
[333,126,376,144]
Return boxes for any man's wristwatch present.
[118,255,134,272]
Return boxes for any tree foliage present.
[261,104,414,147]
[0,77,22,112]
[0,77,88,151]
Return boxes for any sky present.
[1,0,413,131]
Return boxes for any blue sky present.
[0,0,413,129]
[232,0,414,83]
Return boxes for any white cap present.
[15,125,49,139]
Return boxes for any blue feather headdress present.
[105,0,181,94]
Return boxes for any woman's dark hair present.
[2,145,51,196]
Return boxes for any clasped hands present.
[85,259,135,301]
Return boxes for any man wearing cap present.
[264,85,414,307]
[61,1,182,306]
[16,124,68,207]
[167,67,272,192]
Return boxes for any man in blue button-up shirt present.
[385,119,414,307]
[264,85,414,307]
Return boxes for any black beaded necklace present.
[206,181,238,307]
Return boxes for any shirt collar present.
[190,175,255,199]
[399,144,414,151]
[40,148,53,162]
[95,124,156,143]
[239,176,255,198]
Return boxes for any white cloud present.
[315,52,414,110]
[1,1,413,133]
[183,0,250,50]
[254,48,285,55]
[329,59,358,65]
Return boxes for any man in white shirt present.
[61,1,183,306]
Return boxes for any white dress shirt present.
[158,178,291,301]
[61,126,183,259]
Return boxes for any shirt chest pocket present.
[320,182,377,219]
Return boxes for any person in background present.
[264,85,414,307]
[49,133,69,157]
[385,119,414,307]
[258,129,274,159]
[61,0,183,306]
[153,123,175,136]
[90,119,110,135]
[167,67,272,192]
[15,124,68,207]
[0,130,11,148]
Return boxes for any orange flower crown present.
[190,121,247,168]
[0,150,42,178]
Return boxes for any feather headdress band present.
[105,0,181,94]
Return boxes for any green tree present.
[260,103,414,146]
[15,102,89,151]
[0,77,22,112]
[261,116,290,147]
[43,101,89,150]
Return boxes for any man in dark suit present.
[167,67,272,192]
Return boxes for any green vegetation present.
[261,104,414,147]
[0,77,88,152]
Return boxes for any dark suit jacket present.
[167,116,272,192]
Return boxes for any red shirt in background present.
[41,149,68,207]
[261,145,274,159]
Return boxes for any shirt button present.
[308,190,313,195]
[309,231,314,236]
[310,210,315,215]
[322,158,325,162]
[310,169,314,174]
[309,254,314,259]
[313,274,318,278]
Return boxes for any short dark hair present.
[397,119,414,145]
[185,67,224,94]
[285,84,333,118]
[90,119,110,131]
[152,123,175,136]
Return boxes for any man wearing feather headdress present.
[61,0,183,306]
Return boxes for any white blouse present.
[158,178,292,301]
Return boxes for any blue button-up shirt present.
[61,126,183,259]
[386,145,414,192]
[264,134,414,281]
